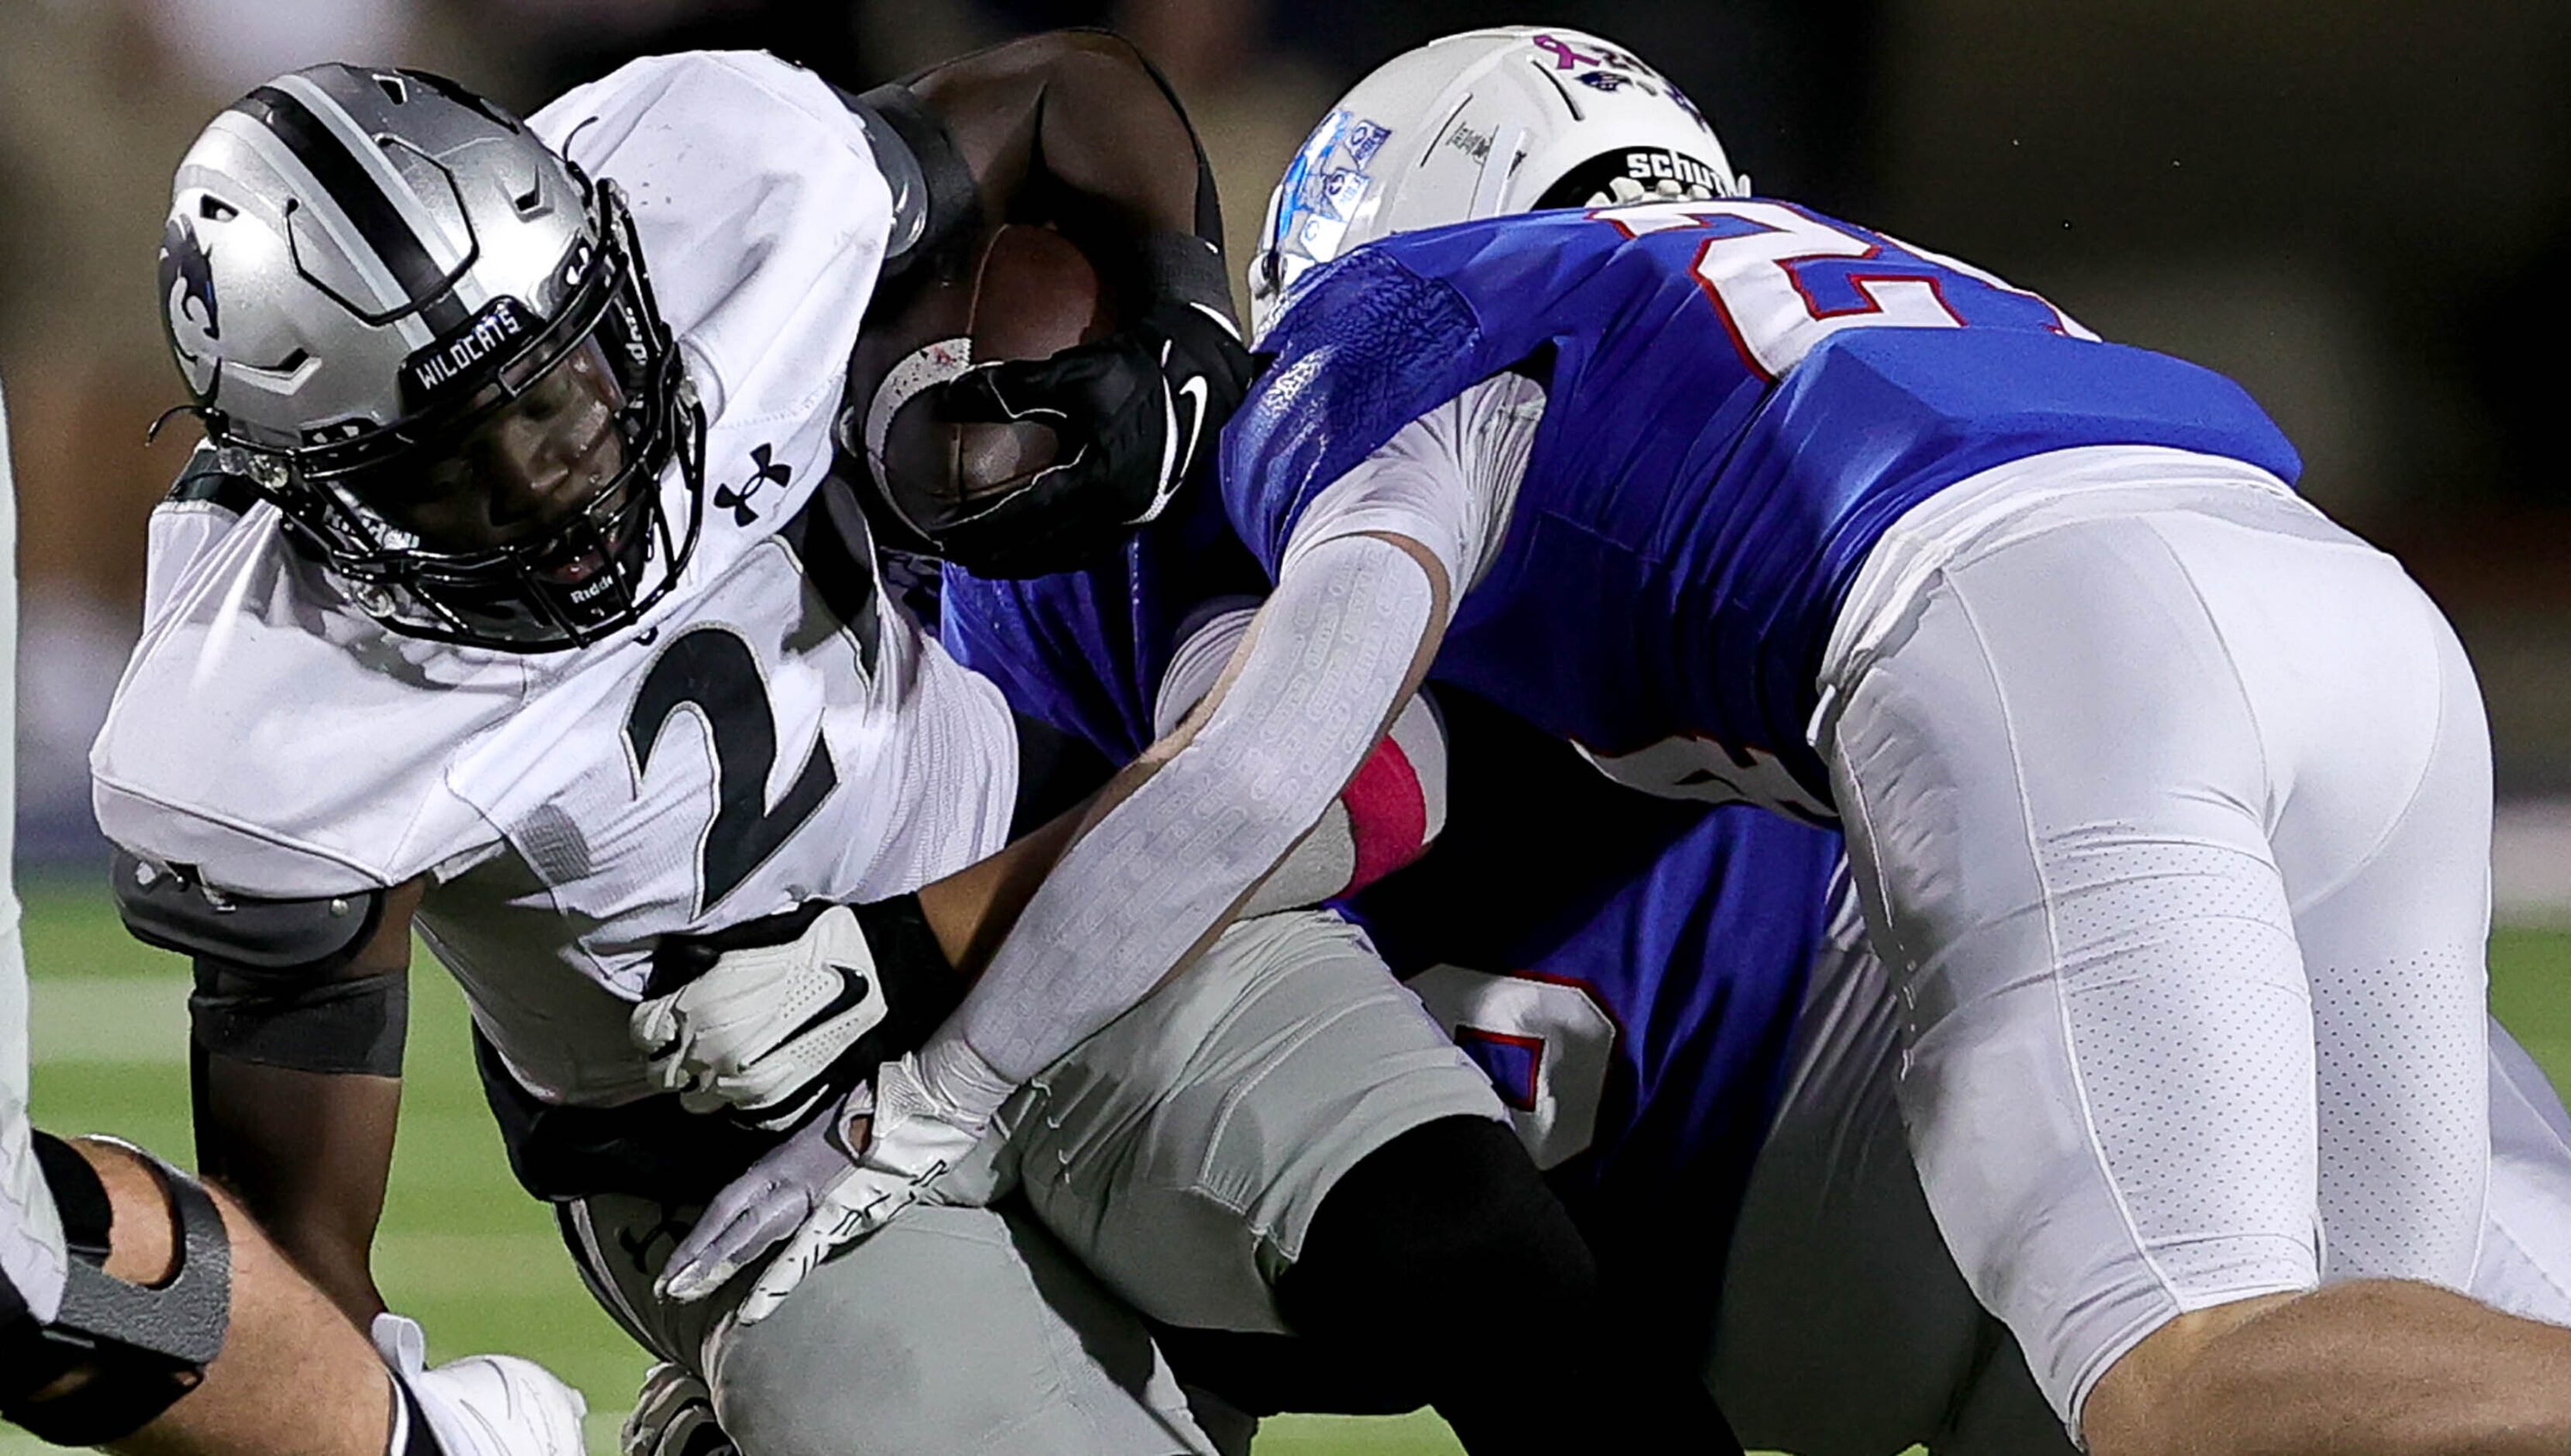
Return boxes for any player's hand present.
[654,1037,1013,1324]
[933,287,1251,578]
[636,899,964,1132]
[622,1364,736,1456]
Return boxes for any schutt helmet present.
[1248,26,1748,340]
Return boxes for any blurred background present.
[4,0,2569,866]
[2,4,2566,1451]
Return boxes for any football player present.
[662,24,2571,1456]
[947,519,2571,1451]
[651,472,2571,1454]
[0,384,586,1455]
[103,43,1730,1456]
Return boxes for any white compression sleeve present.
[948,532,1438,1082]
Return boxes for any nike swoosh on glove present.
[930,236,1252,578]
[637,905,892,1130]
[654,1036,1014,1325]
[623,1364,737,1456]
[637,898,965,1133]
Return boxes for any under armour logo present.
[714,443,792,527]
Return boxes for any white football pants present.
[1713,876,2571,1456]
[1813,445,2494,1432]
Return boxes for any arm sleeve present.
[948,530,1438,1082]
[1275,371,1546,594]
[1154,606,1449,918]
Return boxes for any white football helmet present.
[1248,26,1748,340]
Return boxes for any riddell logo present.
[403,296,531,400]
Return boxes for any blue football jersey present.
[1224,199,2304,814]
[1355,689,1839,1301]
[942,504,1839,1298]
[940,473,1268,762]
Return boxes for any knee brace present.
[0,1134,233,1447]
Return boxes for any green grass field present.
[14,876,2571,1455]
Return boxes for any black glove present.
[932,231,1254,578]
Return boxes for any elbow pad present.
[840,82,982,277]
[1158,602,1449,916]
[1241,690,1448,916]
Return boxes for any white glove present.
[633,905,896,1130]
[623,1363,737,1456]
[655,1035,1013,1325]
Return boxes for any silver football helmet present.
[160,64,702,650]
[1248,26,1748,340]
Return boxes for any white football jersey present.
[91,52,1020,1106]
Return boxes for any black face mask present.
[223,180,707,653]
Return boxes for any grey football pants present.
[562,909,1504,1456]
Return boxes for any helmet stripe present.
[268,72,494,319]
[239,85,470,335]
[199,112,435,350]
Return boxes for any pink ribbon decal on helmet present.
[1531,33,1598,71]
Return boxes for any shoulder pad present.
[111,849,383,972]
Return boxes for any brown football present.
[847,223,1114,533]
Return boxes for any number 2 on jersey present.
[1599,199,2096,379]
[625,626,838,915]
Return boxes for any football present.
[845,223,1115,537]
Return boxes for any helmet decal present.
[400,295,534,405]
[1260,109,1396,319]
[1535,147,1731,209]
[1255,24,1744,337]
[1529,33,1660,79]
[160,213,223,399]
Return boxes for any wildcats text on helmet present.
[402,297,533,403]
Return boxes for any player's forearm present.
[940,531,1447,1082]
[184,882,419,1323]
[914,30,1210,245]
[193,1057,398,1322]
[915,802,1088,976]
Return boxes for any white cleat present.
[374,1313,590,1456]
